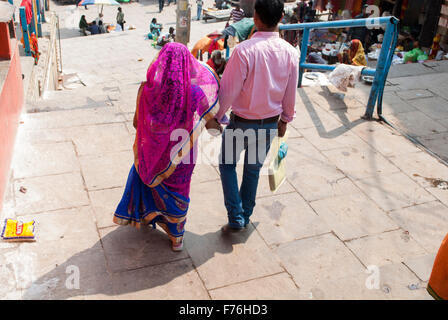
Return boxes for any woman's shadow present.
[22,222,259,299]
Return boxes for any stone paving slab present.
[14,173,90,215]
[19,107,126,130]
[322,145,400,181]
[273,233,370,299]
[185,223,284,290]
[209,272,302,300]
[290,91,343,130]
[345,230,427,267]
[299,126,367,152]
[386,110,448,138]
[353,172,436,212]
[389,201,448,253]
[282,138,351,202]
[79,151,133,191]
[89,187,124,229]
[252,193,330,247]
[409,97,448,121]
[403,254,437,282]
[350,121,421,158]
[0,248,23,299]
[15,126,72,146]
[396,89,434,101]
[12,142,79,180]
[21,248,112,300]
[375,263,431,300]
[100,225,191,273]
[419,132,448,159]
[310,192,398,241]
[69,123,133,156]
[380,92,418,115]
[191,164,220,184]
[111,259,210,300]
[387,151,448,207]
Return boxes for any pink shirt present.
[216,32,299,123]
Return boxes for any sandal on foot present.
[172,241,183,252]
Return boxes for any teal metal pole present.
[376,22,398,116]
[41,0,47,23]
[19,7,31,56]
[298,28,310,88]
[363,18,398,119]
[280,17,396,31]
[36,0,42,37]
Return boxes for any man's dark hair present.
[254,0,284,28]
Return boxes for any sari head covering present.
[135,42,219,188]
[349,39,367,66]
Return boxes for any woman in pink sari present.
[113,43,220,251]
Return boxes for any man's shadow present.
[22,222,259,299]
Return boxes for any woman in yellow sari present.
[337,39,367,67]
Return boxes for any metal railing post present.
[376,21,399,117]
[298,28,310,88]
[36,0,42,37]
[19,6,31,56]
[363,18,397,119]
[279,17,399,120]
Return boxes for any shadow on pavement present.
[297,87,365,139]
[22,222,258,299]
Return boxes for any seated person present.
[98,20,106,34]
[337,39,367,66]
[87,21,100,35]
[221,1,231,9]
[215,0,223,9]
[207,50,226,77]
[79,15,89,36]
[95,13,104,26]
[191,32,224,61]
[157,27,176,47]
[150,18,163,38]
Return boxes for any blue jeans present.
[197,5,202,20]
[219,117,277,228]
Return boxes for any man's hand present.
[278,119,287,138]
[205,118,223,136]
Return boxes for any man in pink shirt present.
[206,0,299,232]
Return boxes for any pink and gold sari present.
[113,43,219,246]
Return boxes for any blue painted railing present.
[279,16,399,120]
[19,6,31,56]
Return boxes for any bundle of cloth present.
[328,64,364,92]
[221,17,256,43]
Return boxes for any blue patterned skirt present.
[113,165,190,245]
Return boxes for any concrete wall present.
[0,40,24,210]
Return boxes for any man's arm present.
[278,54,299,137]
[214,48,247,121]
